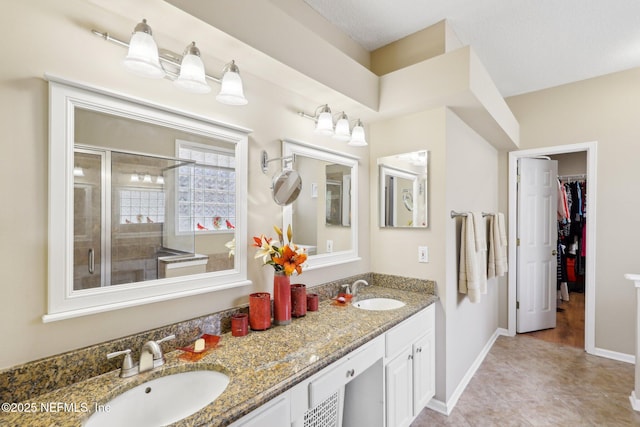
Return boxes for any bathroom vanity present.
[0,285,436,427]
[231,304,435,427]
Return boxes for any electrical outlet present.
[326,240,333,253]
[418,246,429,263]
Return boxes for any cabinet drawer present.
[229,393,290,427]
[385,305,434,359]
[309,335,384,407]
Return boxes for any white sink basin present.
[84,370,229,427]
[353,298,406,311]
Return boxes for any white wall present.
[369,107,500,405]
[0,0,370,369]
[443,109,500,402]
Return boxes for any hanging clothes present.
[557,178,587,294]
[557,179,569,221]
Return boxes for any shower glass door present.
[73,149,107,290]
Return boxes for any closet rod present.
[558,174,586,181]
[450,210,494,218]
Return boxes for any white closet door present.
[517,157,558,333]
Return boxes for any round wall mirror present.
[271,169,302,206]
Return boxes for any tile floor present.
[412,335,640,426]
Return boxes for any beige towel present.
[472,212,488,295]
[488,213,508,278]
[459,214,483,303]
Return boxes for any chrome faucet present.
[139,334,175,373]
[107,334,175,378]
[107,348,137,378]
[351,279,370,297]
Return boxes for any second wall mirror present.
[378,150,429,228]
[282,139,359,269]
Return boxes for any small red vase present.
[291,283,307,317]
[249,292,271,331]
[273,271,291,325]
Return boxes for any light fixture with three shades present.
[92,19,248,106]
[298,104,367,146]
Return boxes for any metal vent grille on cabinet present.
[303,390,339,427]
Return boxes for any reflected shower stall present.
[73,147,195,290]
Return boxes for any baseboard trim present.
[593,346,635,364]
[426,328,503,416]
[630,391,640,411]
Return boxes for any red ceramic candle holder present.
[291,283,307,317]
[249,292,271,331]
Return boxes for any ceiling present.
[303,0,640,97]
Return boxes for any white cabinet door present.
[229,394,290,427]
[385,349,414,427]
[412,329,435,415]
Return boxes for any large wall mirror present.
[378,151,428,228]
[46,77,250,321]
[282,140,360,269]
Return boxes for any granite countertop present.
[1,286,437,426]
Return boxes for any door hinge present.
[516,238,520,246]
[516,301,520,309]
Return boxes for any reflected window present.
[177,141,236,233]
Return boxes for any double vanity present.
[2,284,436,427]
[10,77,440,426]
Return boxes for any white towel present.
[488,213,508,278]
[472,212,488,295]
[459,214,483,303]
[498,212,507,247]
[472,212,487,252]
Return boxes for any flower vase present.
[273,271,291,325]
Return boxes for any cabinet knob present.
[416,347,422,353]
[408,354,413,360]
[346,369,355,378]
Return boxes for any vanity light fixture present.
[333,111,351,141]
[73,167,85,177]
[173,42,211,94]
[122,19,164,79]
[314,104,334,135]
[92,19,248,105]
[298,104,367,146]
[348,119,368,146]
[130,172,163,184]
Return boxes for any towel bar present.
[450,210,494,218]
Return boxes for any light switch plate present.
[418,246,428,263]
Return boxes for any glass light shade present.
[333,113,351,141]
[348,120,367,146]
[130,173,140,182]
[123,29,164,79]
[315,111,334,135]
[73,167,84,177]
[216,63,248,105]
[156,175,165,184]
[174,43,211,94]
[143,174,152,183]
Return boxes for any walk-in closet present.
[525,151,587,348]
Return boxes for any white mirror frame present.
[45,75,250,322]
[379,165,419,227]
[282,139,360,270]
